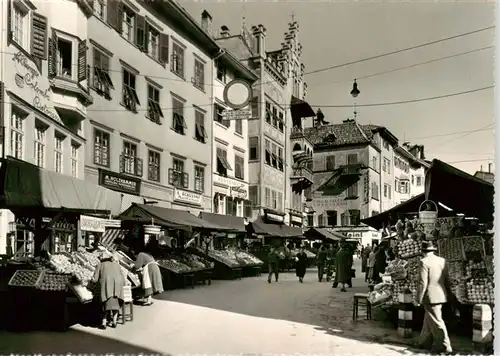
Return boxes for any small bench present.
[119,301,133,324]
[353,293,372,321]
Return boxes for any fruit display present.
[450,280,467,303]
[157,258,192,274]
[384,259,407,280]
[462,237,484,254]
[485,255,494,275]
[398,239,421,259]
[405,256,421,281]
[233,250,264,266]
[465,261,489,279]
[180,253,214,270]
[392,280,418,305]
[448,261,465,281]
[8,270,43,287]
[466,278,494,305]
[438,238,464,261]
[205,249,240,267]
[36,272,71,291]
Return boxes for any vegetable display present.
[37,272,71,291]
[397,239,421,259]
[157,259,192,274]
[8,270,42,287]
[205,248,263,267]
[438,239,464,261]
[466,278,494,305]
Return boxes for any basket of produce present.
[384,259,408,280]
[438,238,464,261]
[36,271,72,292]
[8,270,44,288]
[466,277,494,305]
[448,261,465,281]
[392,280,418,305]
[465,261,490,279]
[462,236,485,257]
[398,239,421,259]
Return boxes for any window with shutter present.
[347,154,357,165]
[135,15,146,50]
[48,30,58,78]
[264,140,271,165]
[235,155,244,180]
[249,186,258,206]
[194,111,207,143]
[147,85,163,124]
[77,40,87,82]
[92,47,113,97]
[30,13,47,60]
[194,166,204,193]
[326,155,335,171]
[171,42,184,77]
[122,68,140,112]
[347,182,358,198]
[107,0,123,32]
[193,59,204,90]
[121,6,135,42]
[317,214,324,227]
[158,33,169,64]
[172,97,186,134]
[244,200,253,218]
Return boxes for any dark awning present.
[247,217,304,238]
[199,212,246,233]
[118,203,223,231]
[304,227,344,241]
[425,159,494,222]
[317,171,358,195]
[0,157,121,214]
[290,95,316,120]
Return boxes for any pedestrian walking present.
[332,243,351,292]
[295,247,308,283]
[267,246,280,283]
[372,243,387,284]
[361,244,371,275]
[366,245,377,283]
[92,251,125,329]
[316,245,327,282]
[414,241,453,354]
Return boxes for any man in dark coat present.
[333,243,351,292]
[361,244,371,275]
[267,246,280,283]
[372,243,387,284]
[316,246,327,282]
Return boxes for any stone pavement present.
[0,258,479,355]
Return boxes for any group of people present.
[360,243,392,284]
[91,243,164,329]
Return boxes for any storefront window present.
[53,231,75,253]
[14,229,34,257]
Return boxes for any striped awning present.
[101,228,127,251]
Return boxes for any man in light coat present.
[415,241,453,354]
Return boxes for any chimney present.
[488,163,492,173]
[220,25,230,38]
[201,10,212,36]
[251,24,266,58]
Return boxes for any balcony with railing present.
[120,154,143,177]
[290,166,314,190]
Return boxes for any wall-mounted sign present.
[290,215,303,223]
[364,172,369,203]
[230,185,248,199]
[314,197,349,207]
[223,79,252,110]
[144,225,161,235]
[174,188,202,206]
[12,52,62,124]
[99,169,141,195]
[264,210,284,223]
[80,215,121,233]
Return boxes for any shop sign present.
[265,211,284,223]
[213,174,248,199]
[290,215,303,223]
[80,215,121,233]
[314,197,348,207]
[99,169,141,195]
[230,185,248,199]
[15,217,51,230]
[174,188,202,206]
[12,52,61,124]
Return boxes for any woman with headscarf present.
[92,250,125,329]
[295,247,308,283]
[132,243,164,306]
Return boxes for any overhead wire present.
[407,125,494,140]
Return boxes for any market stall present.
[118,204,224,289]
[198,212,264,278]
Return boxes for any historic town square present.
[0,0,495,354]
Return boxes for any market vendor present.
[131,244,164,306]
[372,244,387,284]
[92,251,125,329]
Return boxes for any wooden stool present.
[353,293,371,321]
[119,301,133,324]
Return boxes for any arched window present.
[293,143,302,152]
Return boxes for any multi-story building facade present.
[394,144,429,204]
[198,12,259,218]
[304,114,429,241]
[211,20,311,228]
[0,0,94,254]
[85,0,224,215]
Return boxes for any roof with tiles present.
[304,120,373,147]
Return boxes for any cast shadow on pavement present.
[0,329,167,355]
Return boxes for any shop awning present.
[119,203,223,231]
[304,227,344,241]
[0,157,121,214]
[100,228,127,251]
[199,212,246,233]
[247,217,304,238]
[425,159,494,222]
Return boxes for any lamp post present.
[350,79,360,119]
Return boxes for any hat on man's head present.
[421,241,438,252]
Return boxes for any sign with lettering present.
[174,189,202,206]
[364,172,369,203]
[11,52,62,124]
[213,174,248,199]
[80,215,121,233]
[99,169,141,195]
[314,197,349,207]
[290,215,303,223]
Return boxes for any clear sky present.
[182,0,495,175]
